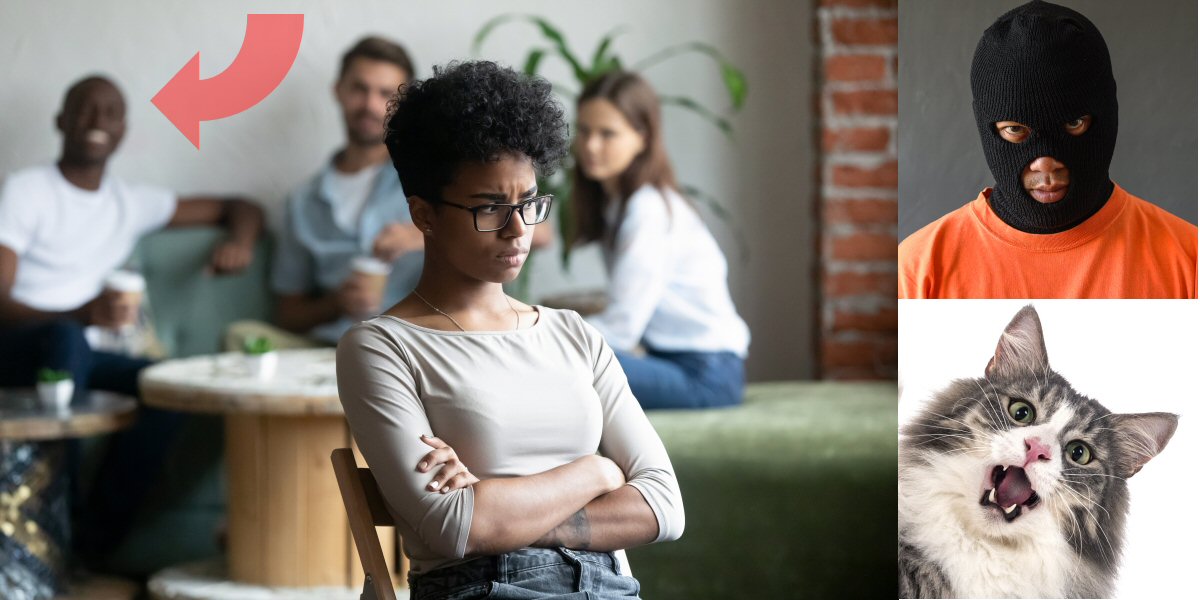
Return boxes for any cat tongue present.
[996,467,1034,507]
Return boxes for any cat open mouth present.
[979,465,1041,522]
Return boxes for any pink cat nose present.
[1024,437,1052,465]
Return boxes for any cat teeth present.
[989,489,997,504]
[1003,504,1017,515]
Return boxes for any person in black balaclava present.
[898,0,1197,299]
[971,0,1117,234]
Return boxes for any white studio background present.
[898,300,1197,598]
[0,0,815,381]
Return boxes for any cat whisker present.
[907,436,979,446]
[1054,484,1119,562]
[1061,472,1124,481]
[1056,481,1113,520]
[924,410,976,431]
[1048,495,1084,557]
[969,380,1006,425]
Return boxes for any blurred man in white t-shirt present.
[0,75,265,562]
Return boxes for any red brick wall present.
[816,0,897,380]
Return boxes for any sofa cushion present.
[136,228,273,358]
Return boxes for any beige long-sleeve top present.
[335,307,685,576]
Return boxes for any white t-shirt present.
[0,165,177,311]
[336,307,685,576]
[587,185,750,356]
[327,162,384,233]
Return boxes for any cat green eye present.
[1007,400,1036,424]
[1065,440,1093,465]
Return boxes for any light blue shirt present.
[272,158,422,343]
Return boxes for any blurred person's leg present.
[77,352,185,563]
[614,348,744,410]
[0,320,93,391]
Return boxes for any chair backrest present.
[331,448,398,600]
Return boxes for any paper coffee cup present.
[105,270,146,304]
[351,256,391,295]
[104,270,146,294]
[103,270,145,328]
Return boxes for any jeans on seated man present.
[0,74,265,562]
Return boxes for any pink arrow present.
[153,14,304,148]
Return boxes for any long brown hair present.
[570,71,679,247]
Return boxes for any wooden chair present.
[331,448,400,600]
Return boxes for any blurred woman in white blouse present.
[571,70,749,410]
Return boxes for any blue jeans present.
[0,319,185,560]
[410,548,640,599]
[614,347,744,410]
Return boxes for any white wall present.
[899,300,1199,598]
[0,0,815,381]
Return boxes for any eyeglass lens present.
[475,196,551,231]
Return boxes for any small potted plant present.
[36,368,74,413]
[243,336,277,380]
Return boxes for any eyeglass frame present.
[430,194,555,232]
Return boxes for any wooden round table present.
[139,349,403,590]
[1,389,137,599]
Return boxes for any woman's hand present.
[416,434,480,494]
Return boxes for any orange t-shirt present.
[898,184,1198,299]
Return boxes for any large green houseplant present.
[472,15,749,285]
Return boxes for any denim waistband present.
[410,547,622,596]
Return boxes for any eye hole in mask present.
[993,115,1094,143]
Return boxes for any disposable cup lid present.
[351,256,391,275]
[105,270,146,293]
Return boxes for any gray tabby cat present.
[898,306,1178,598]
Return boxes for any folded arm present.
[529,484,658,552]
[464,454,626,555]
[416,425,659,555]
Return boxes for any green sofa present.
[633,382,895,598]
[104,228,896,599]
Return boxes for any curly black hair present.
[384,60,569,201]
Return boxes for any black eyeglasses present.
[434,194,554,232]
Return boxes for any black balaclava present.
[970,0,1117,234]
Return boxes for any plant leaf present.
[551,172,575,269]
[632,42,748,111]
[471,14,521,56]
[523,49,547,75]
[528,17,588,83]
[472,15,589,85]
[590,26,629,74]
[659,95,733,139]
[719,62,748,111]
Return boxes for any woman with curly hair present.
[336,61,683,599]
[571,71,749,410]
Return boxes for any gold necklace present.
[412,290,520,332]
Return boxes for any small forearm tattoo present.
[562,508,592,550]
[535,508,592,550]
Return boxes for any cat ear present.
[985,305,1049,380]
[1108,412,1179,478]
